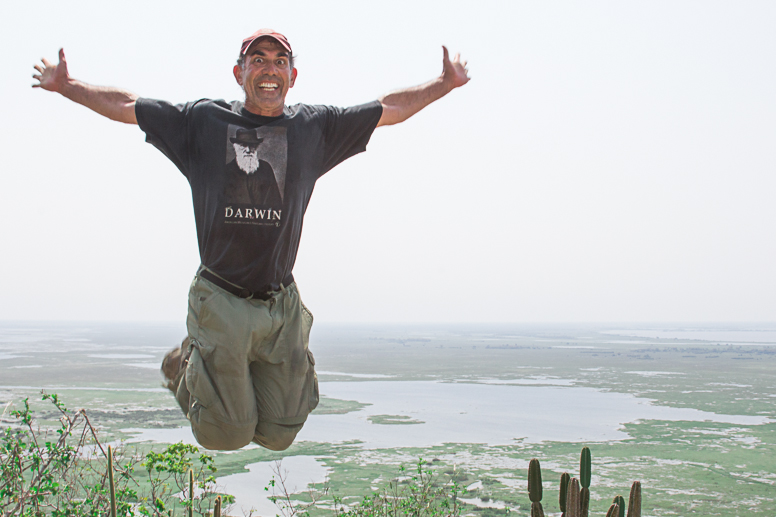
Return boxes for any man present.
[33,29,469,451]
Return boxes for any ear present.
[289,67,298,88]
[233,64,244,87]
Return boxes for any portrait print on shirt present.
[223,125,288,227]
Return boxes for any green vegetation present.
[313,398,371,416]
[0,393,230,517]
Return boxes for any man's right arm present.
[33,48,138,125]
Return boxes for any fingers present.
[34,64,43,73]
[58,47,66,63]
[441,46,471,84]
[41,57,52,68]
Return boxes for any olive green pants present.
[175,274,319,451]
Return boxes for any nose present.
[264,60,279,75]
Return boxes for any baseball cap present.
[240,29,292,56]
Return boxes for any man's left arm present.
[377,46,469,128]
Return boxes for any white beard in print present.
[234,143,260,174]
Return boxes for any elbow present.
[115,100,138,125]
[376,103,405,127]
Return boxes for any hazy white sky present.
[1,1,774,323]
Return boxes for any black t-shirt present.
[136,98,382,291]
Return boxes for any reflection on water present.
[215,456,329,515]
[121,380,772,449]
[459,497,508,509]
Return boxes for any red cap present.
[240,29,292,56]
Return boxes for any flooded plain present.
[123,379,771,448]
[1,321,775,516]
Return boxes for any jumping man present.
[33,29,470,451]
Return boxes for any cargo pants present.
[174,273,319,451]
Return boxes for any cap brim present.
[240,35,292,56]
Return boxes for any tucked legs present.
[162,275,318,451]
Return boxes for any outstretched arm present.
[33,48,138,125]
[376,46,469,128]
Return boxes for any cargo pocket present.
[185,341,223,420]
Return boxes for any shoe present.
[161,336,191,393]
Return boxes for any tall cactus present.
[612,495,625,517]
[566,477,581,517]
[579,447,591,517]
[188,469,194,517]
[627,481,641,517]
[526,447,641,517]
[559,472,570,516]
[579,485,589,517]
[214,495,222,517]
[579,447,591,489]
[528,458,544,517]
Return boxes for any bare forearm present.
[377,76,452,127]
[376,46,469,127]
[59,78,138,124]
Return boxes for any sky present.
[1,0,774,323]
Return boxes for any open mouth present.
[258,82,280,91]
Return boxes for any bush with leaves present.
[138,442,233,516]
[0,393,232,517]
[0,393,137,517]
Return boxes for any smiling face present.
[233,37,297,117]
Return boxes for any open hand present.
[33,48,70,92]
[442,46,470,89]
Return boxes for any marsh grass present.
[266,458,464,517]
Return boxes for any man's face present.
[233,37,297,117]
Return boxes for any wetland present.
[1,321,774,515]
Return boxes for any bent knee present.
[254,422,304,451]
[191,412,256,451]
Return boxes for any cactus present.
[531,501,545,517]
[524,447,641,517]
[528,458,543,503]
[579,447,591,489]
[612,495,625,517]
[189,469,194,517]
[528,458,544,516]
[559,472,570,515]
[627,481,641,517]
[579,487,589,517]
[214,495,222,517]
[108,445,116,517]
[566,477,581,517]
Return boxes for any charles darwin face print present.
[223,125,288,208]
